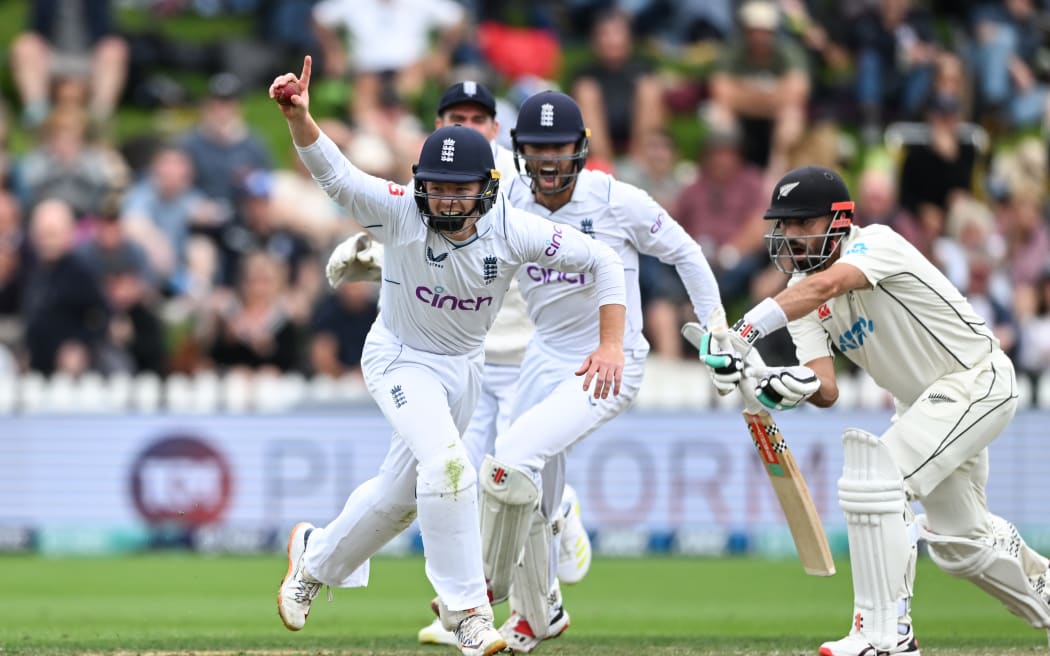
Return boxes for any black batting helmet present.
[763,166,855,274]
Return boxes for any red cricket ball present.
[273,80,301,106]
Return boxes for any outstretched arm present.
[270,55,320,147]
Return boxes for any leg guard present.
[838,429,913,652]
[480,454,540,604]
[918,513,1050,629]
[509,512,556,639]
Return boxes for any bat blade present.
[681,321,835,576]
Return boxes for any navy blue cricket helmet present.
[511,91,590,195]
[413,125,500,233]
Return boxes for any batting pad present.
[838,428,911,651]
[510,513,556,639]
[919,513,1050,629]
[480,455,540,604]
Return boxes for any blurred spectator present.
[269,144,355,250]
[616,129,694,359]
[94,248,167,375]
[79,202,155,289]
[0,192,27,320]
[9,0,129,128]
[708,1,810,175]
[312,0,468,127]
[570,8,666,163]
[179,72,273,249]
[897,93,980,233]
[853,164,932,261]
[14,105,129,221]
[21,199,108,375]
[120,144,225,294]
[204,251,301,376]
[309,281,379,378]
[672,121,769,308]
[221,170,323,325]
[850,0,939,141]
[1015,268,1050,377]
[996,187,1050,289]
[970,0,1050,130]
[965,248,1020,360]
[779,0,856,121]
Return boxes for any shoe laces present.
[293,559,324,605]
[456,613,494,646]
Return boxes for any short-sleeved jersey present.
[505,168,720,357]
[789,224,999,405]
[297,133,626,356]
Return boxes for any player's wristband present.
[741,298,788,340]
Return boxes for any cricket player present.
[481,91,723,653]
[401,81,595,647]
[270,57,628,656]
[695,165,1050,655]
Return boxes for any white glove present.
[325,232,384,288]
[683,320,752,396]
[753,365,819,410]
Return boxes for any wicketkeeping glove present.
[753,366,820,410]
[325,232,384,287]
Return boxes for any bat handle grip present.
[736,372,765,415]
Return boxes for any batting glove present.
[754,366,819,410]
[692,326,751,396]
[325,232,384,288]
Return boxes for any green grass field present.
[1,554,1047,655]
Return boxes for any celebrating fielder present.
[270,57,628,656]
[481,91,722,653]
[697,165,1050,655]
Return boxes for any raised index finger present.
[300,55,312,89]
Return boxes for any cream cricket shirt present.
[505,168,720,357]
[789,224,998,405]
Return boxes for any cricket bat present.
[682,313,835,577]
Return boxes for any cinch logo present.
[526,265,587,285]
[837,316,874,352]
[128,435,232,526]
[649,213,664,234]
[544,224,564,256]
[416,285,494,311]
[817,303,832,320]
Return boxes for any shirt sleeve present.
[789,311,834,364]
[836,226,908,288]
[511,210,627,309]
[295,131,416,245]
[618,182,722,327]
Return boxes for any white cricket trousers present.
[882,349,1018,539]
[494,340,646,522]
[302,323,488,610]
[461,362,520,472]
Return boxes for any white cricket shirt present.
[297,133,627,356]
[505,168,720,357]
[789,224,999,405]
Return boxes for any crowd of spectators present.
[1,0,1049,395]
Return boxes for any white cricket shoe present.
[418,617,459,647]
[555,485,591,585]
[818,624,920,656]
[499,604,570,654]
[454,608,507,656]
[277,522,322,631]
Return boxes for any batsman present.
[694,165,1050,655]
